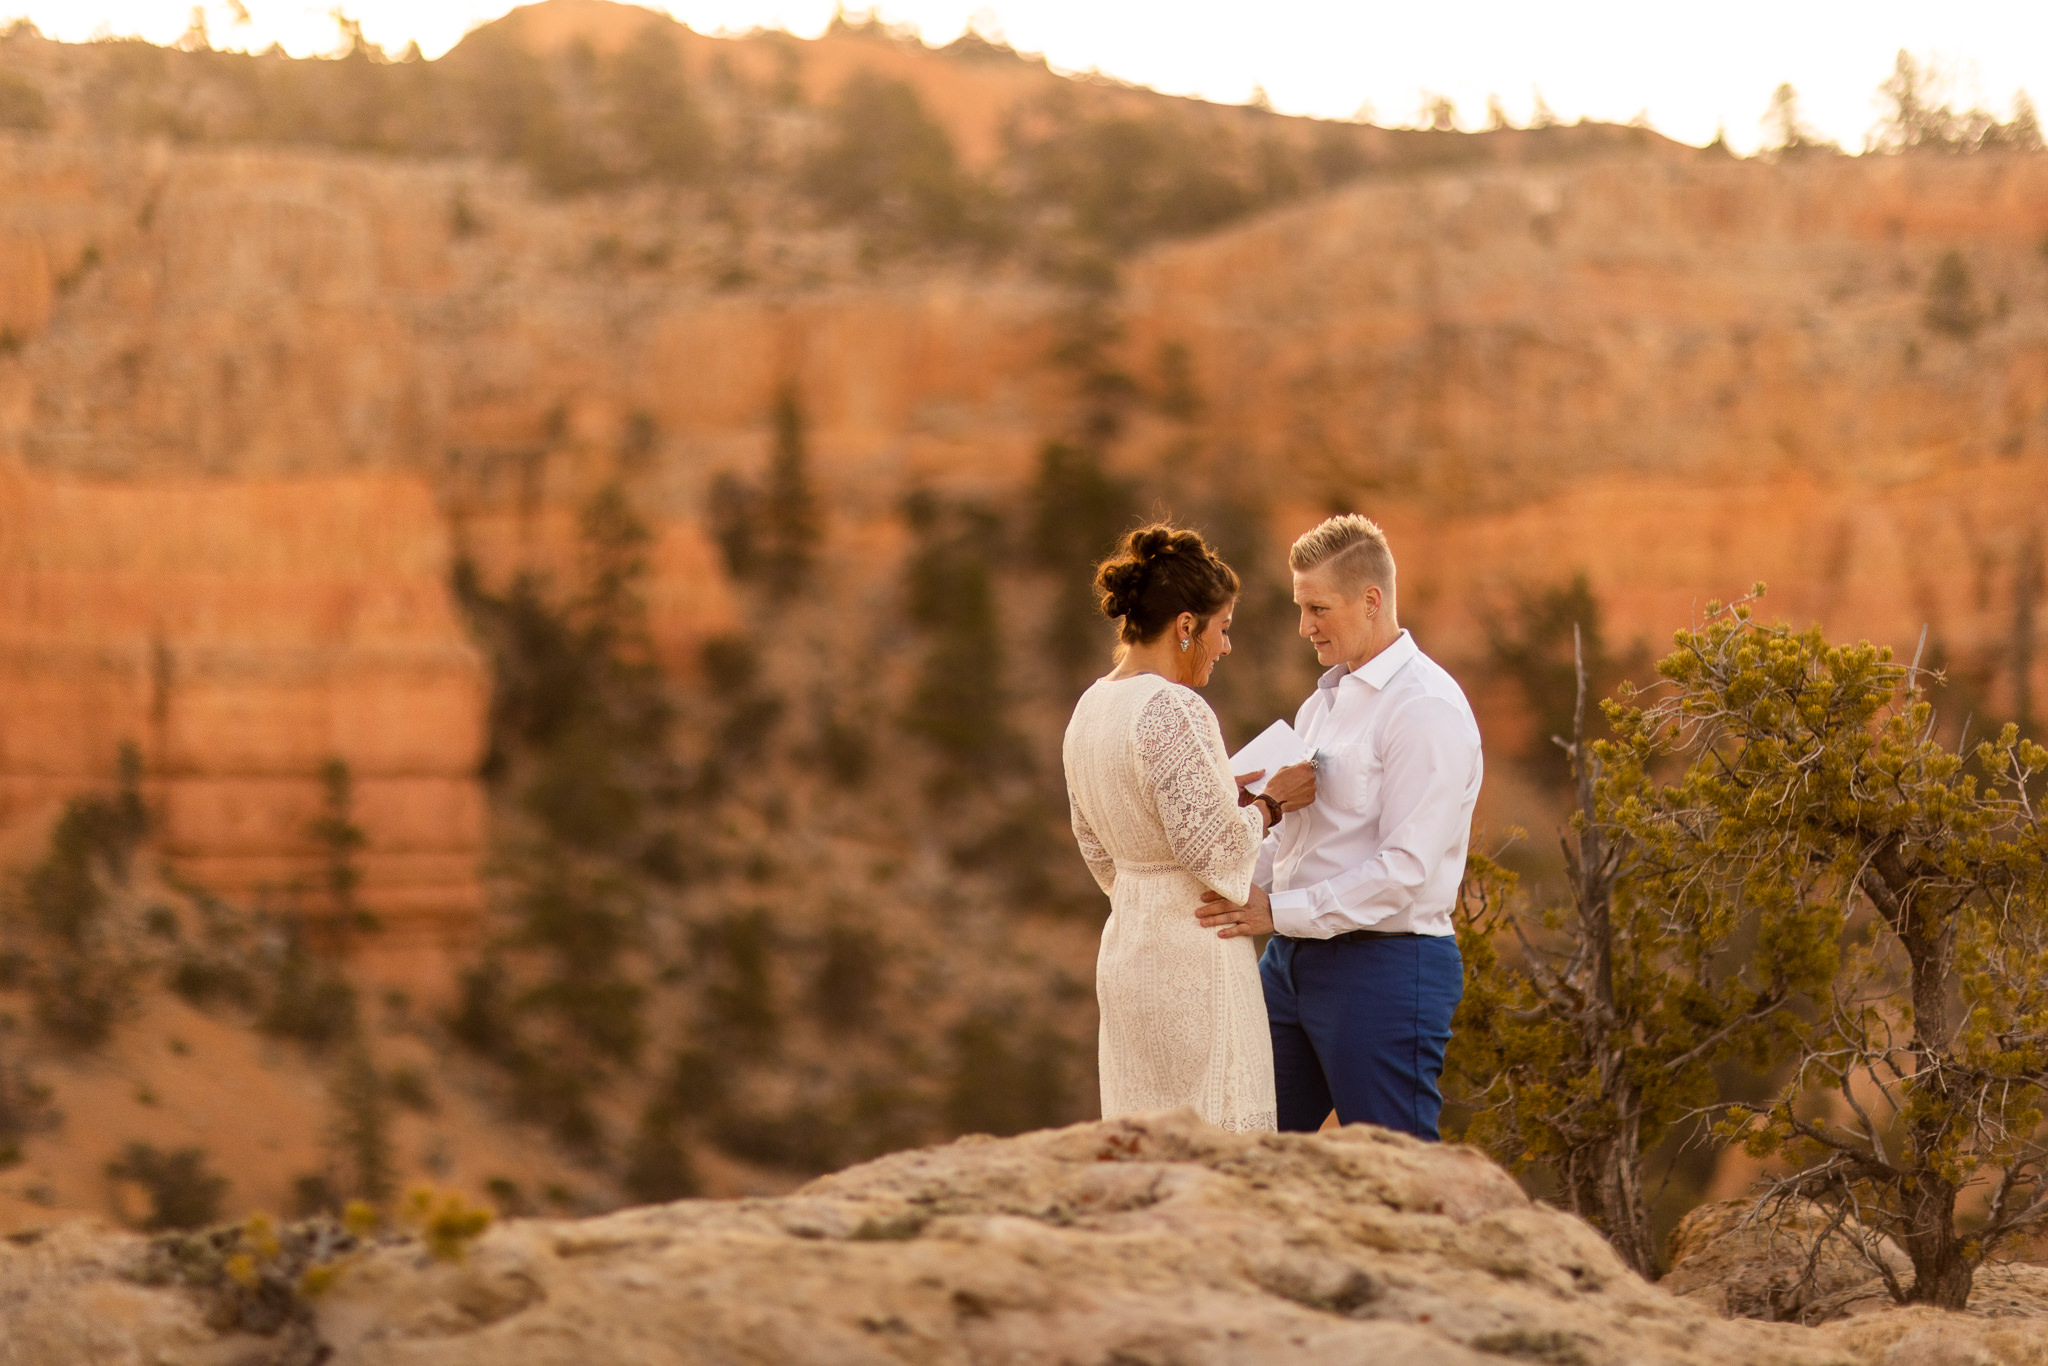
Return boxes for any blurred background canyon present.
[0,0,2043,1246]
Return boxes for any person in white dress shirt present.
[1197,514,1482,1139]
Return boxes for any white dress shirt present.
[1253,630,1483,939]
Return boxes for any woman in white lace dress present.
[1062,525,1317,1132]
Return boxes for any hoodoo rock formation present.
[0,1112,2040,1365]
[0,125,1068,989]
[0,464,489,993]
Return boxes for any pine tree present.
[1450,621,1806,1278]
[762,386,820,593]
[902,492,1012,774]
[311,758,369,930]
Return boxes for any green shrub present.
[518,971,647,1066]
[605,19,710,183]
[456,483,683,867]
[710,1103,841,1172]
[697,910,779,1056]
[508,853,646,1066]
[944,1010,1071,1137]
[900,492,1017,774]
[1027,441,1139,681]
[107,1143,229,1231]
[384,1065,437,1115]
[32,959,136,1049]
[451,982,617,1153]
[1483,573,1643,789]
[0,69,48,130]
[622,1099,700,1202]
[401,1188,493,1262]
[1924,249,1983,338]
[761,387,819,591]
[291,1173,339,1218]
[810,924,881,1029]
[309,759,370,928]
[448,959,517,1061]
[697,634,786,770]
[1013,110,1256,253]
[524,723,646,851]
[257,927,359,1049]
[165,890,264,1012]
[132,1209,364,1352]
[506,1050,605,1155]
[661,1047,730,1123]
[814,705,873,787]
[1178,489,1319,747]
[450,936,618,1156]
[704,386,820,594]
[699,634,759,696]
[22,745,147,945]
[16,745,150,1048]
[330,1045,394,1206]
[483,1175,530,1216]
[706,473,759,579]
[169,955,259,1011]
[839,1072,930,1162]
[717,692,787,765]
[949,804,1067,905]
[444,23,607,194]
[802,71,999,249]
[0,1052,54,1168]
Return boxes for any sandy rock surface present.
[2,1111,2044,1366]
[1665,1198,2048,1334]
[1662,1196,1914,1323]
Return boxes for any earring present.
[1180,638,1191,652]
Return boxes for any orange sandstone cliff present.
[1127,151,2048,708]
[0,4,2040,1005]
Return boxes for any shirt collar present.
[1319,629,1419,694]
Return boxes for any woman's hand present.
[1232,769,1266,805]
[1262,760,1318,814]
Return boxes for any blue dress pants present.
[1259,933,1463,1140]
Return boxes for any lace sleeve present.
[1069,790,1116,896]
[1135,687,1266,903]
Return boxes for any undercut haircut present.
[1289,514,1395,600]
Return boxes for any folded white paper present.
[1229,720,1312,796]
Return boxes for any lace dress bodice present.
[1062,674,1276,1132]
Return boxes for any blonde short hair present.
[1289,514,1394,599]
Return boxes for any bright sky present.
[11,0,2048,154]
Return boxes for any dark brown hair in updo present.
[1093,524,1241,645]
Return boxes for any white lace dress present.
[1062,673,1276,1132]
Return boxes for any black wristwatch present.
[1256,794,1283,828]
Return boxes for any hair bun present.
[1096,556,1149,619]
[1091,523,1237,639]
[1130,526,1177,562]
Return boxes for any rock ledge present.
[0,1112,2041,1365]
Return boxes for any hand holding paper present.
[1229,720,1312,797]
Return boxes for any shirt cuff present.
[1268,888,1320,938]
